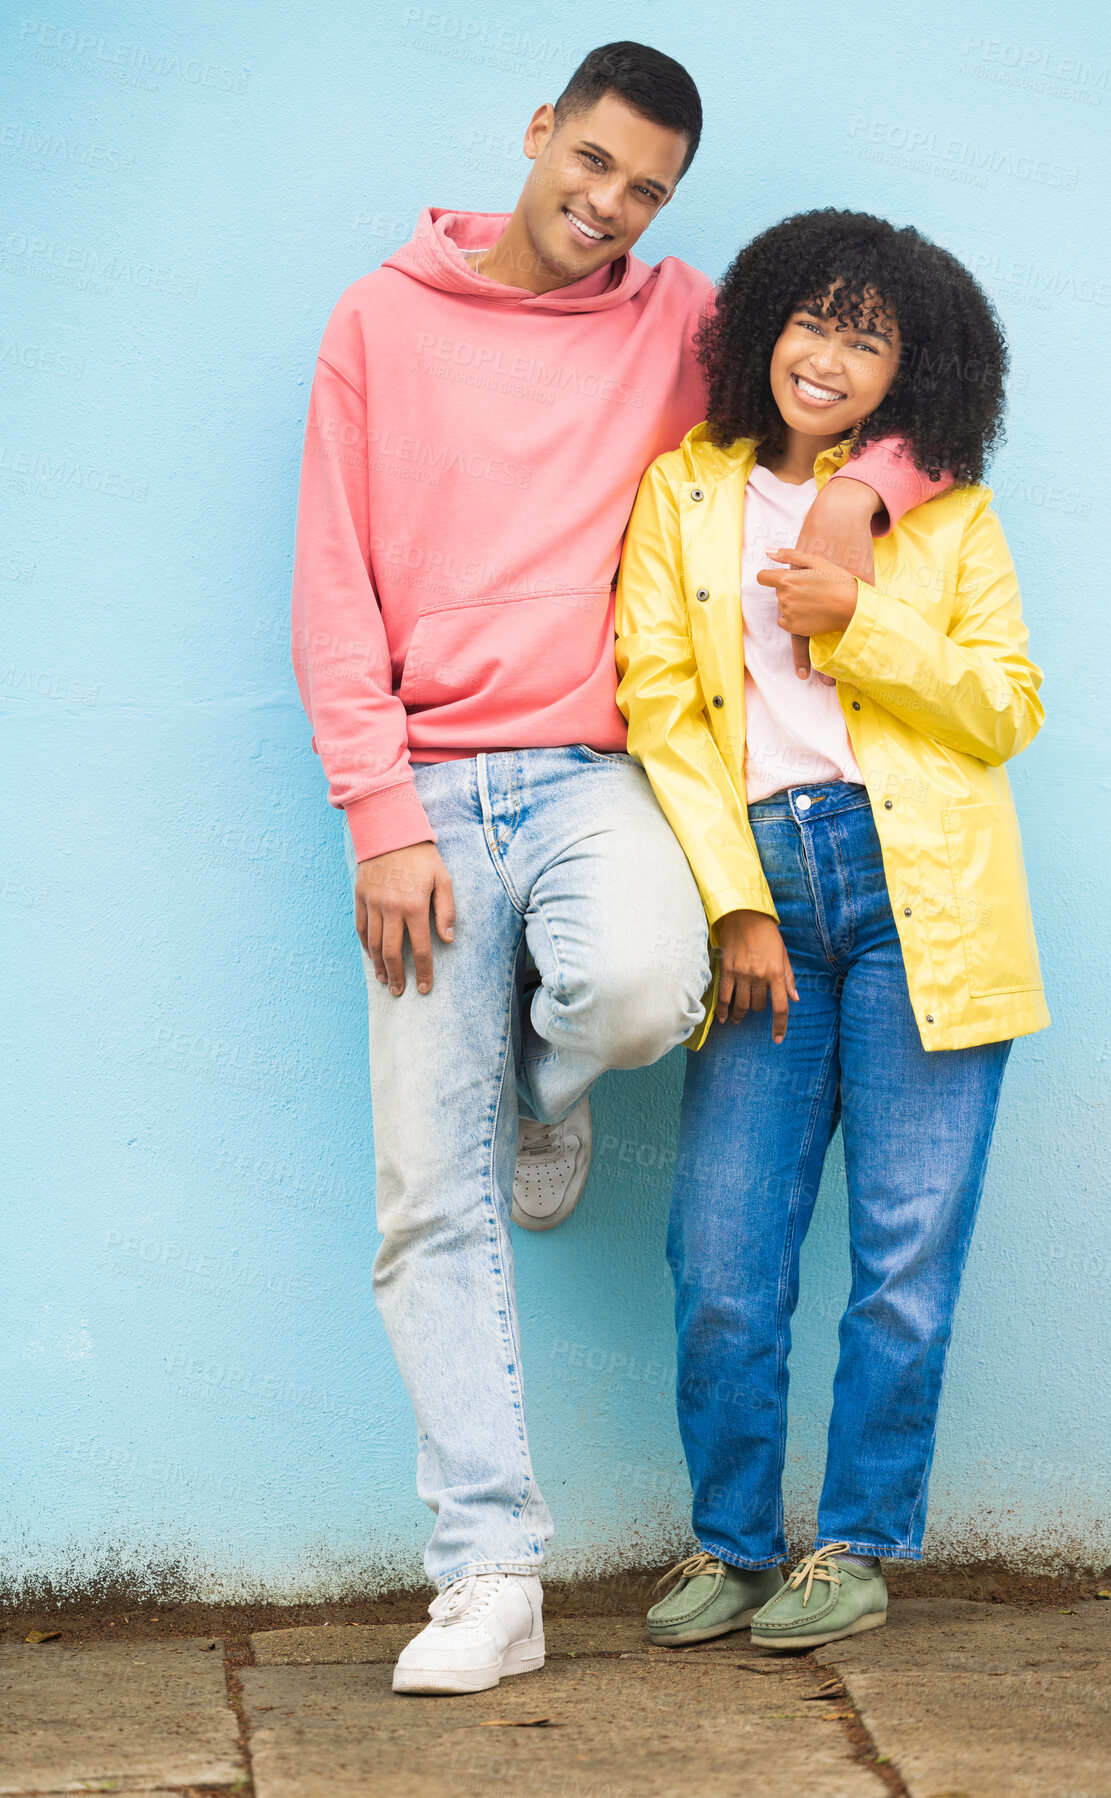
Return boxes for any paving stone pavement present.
[2,1601,1107,1797]
[250,1613,691,1664]
[817,1598,1111,1798]
[0,1636,243,1796]
[240,1655,876,1798]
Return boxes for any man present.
[292,41,942,1695]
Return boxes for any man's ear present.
[523,102,555,164]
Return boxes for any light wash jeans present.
[670,782,1011,1566]
[345,748,710,1587]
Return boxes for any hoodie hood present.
[382,207,655,311]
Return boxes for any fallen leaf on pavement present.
[1097,1589,1111,1600]
[200,1641,218,1650]
[480,1717,556,1728]
[24,1631,60,1643]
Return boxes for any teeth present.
[795,375,844,402]
[566,210,605,241]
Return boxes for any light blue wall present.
[3,0,1108,1600]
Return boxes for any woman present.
[615,209,1047,1650]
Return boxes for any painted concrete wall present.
[3,0,1108,1601]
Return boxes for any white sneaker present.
[511,1098,592,1231]
[392,1572,545,1695]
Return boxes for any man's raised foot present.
[512,1097,592,1230]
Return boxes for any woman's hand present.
[790,476,877,681]
[756,546,858,640]
[716,910,799,1042]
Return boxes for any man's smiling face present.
[519,90,689,283]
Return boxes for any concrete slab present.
[816,1601,1111,1798]
[243,1656,879,1798]
[0,1637,244,1796]
[814,1597,1111,1672]
[250,1614,751,1665]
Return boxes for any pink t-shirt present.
[741,462,864,803]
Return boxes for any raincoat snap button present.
[884,799,893,809]
[691,488,704,501]
[712,695,724,707]
[696,588,709,602]
[926,1014,935,1024]
[852,700,861,710]
[904,907,912,917]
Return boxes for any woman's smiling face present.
[769,283,902,441]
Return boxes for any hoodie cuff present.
[344,783,437,863]
[828,443,954,536]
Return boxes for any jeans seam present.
[828,812,856,961]
[698,1538,783,1573]
[486,956,536,1522]
[798,818,839,970]
[813,1536,919,1563]
[900,1040,1011,1548]
[522,906,569,1055]
[436,1559,542,1589]
[770,1026,841,1555]
[477,753,527,915]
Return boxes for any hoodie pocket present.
[399,589,614,717]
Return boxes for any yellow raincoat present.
[615,427,1049,1052]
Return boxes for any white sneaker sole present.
[753,1609,887,1651]
[392,1634,546,1695]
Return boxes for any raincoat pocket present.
[942,803,1041,998]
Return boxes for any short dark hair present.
[554,42,702,179]
[697,209,1007,485]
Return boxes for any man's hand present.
[789,476,879,680]
[757,546,858,642]
[355,842,455,996]
[716,910,799,1042]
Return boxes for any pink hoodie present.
[292,209,942,861]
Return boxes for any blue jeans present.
[346,749,710,1587]
[670,782,1010,1565]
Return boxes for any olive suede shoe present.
[647,1551,785,1646]
[750,1543,887,1650]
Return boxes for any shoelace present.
[653,1550,723,1593]
[785,1542,851,1607]
[517,1122,563,1160]
[428,1574,507,1628]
